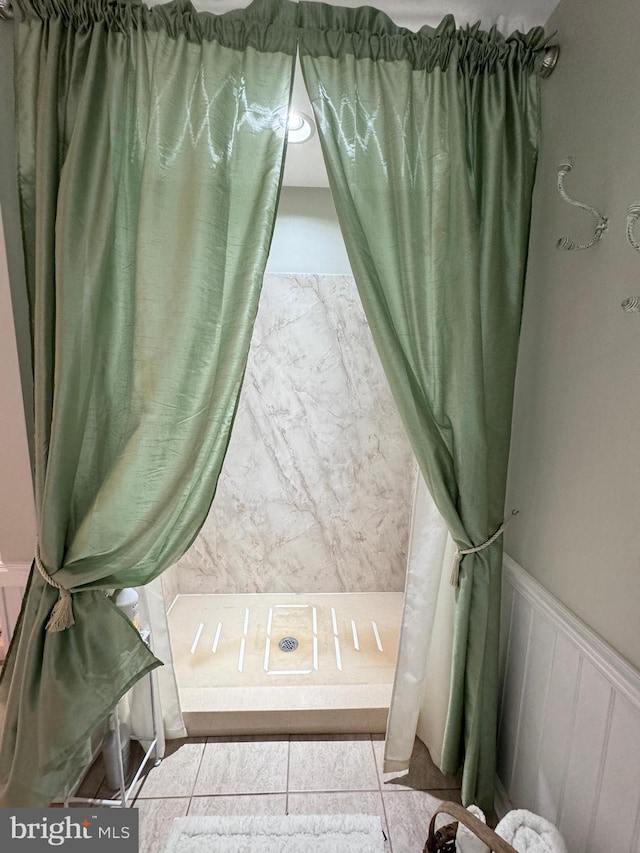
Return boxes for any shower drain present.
[278,636,299,653]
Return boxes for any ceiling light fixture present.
[287,111,315,144]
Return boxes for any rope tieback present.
[35,544,75,632]
[450,509,519,587]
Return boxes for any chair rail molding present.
[0,560,31,581]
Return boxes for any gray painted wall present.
[266,187,351,275]
[0,20,36,562]
[505,0,640,670]
[0,21,33,455]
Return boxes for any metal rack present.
[63,629,161,808]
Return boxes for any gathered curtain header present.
[298,3,548,73]
[12,0,300,52]
[13,0,549,71]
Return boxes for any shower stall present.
[162,253,417,736]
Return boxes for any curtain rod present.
[540,44,560,77]
[0,0,560,77]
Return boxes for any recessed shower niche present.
[164,270,416,735]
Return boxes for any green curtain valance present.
[298,3,548,73]
[13,0,299,52]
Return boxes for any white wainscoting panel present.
[0,562,30,659]
[499,555,640,853]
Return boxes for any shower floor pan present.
[167,592,403,736]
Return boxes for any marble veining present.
[174,273,415,593]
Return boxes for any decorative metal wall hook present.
[556,158,608,250]
[623,204,640,312]
[626,202,640,251]
[621,297,640,313]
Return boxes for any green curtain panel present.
[299,3,544,810]
[0,0,296,806]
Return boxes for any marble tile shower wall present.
[174,273,416,595]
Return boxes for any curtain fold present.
[383,468,456,774]
[0,0,297,806]
[299,2,544,810]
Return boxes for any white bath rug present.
[164,813,385,853]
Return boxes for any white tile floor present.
[75,734,463,853]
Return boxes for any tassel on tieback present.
[35,543,75,632]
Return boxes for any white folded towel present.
[496,810,568,853]
[456,805,490,853]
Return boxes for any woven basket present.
[424,802,518,853]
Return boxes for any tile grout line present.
[285,735,291,814]
[371,734,386,793]
[189,737,209,803]
[287,787,390,795]
[370,734,394,853]
[137,785,468,800]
